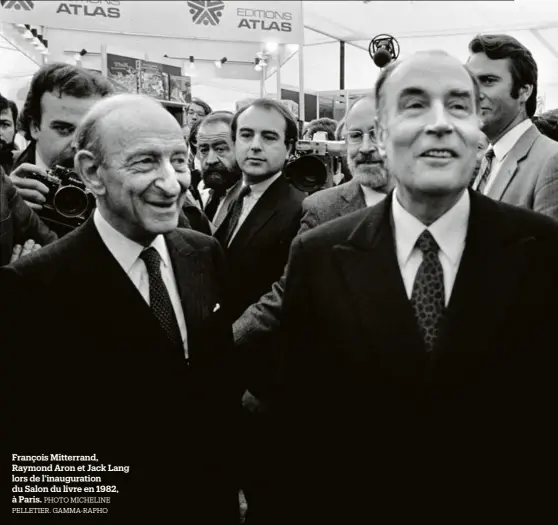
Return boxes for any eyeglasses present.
[345,130,376,145]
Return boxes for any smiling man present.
[276,50,558,524]
[2,94,240,524]
[467,34,558,220]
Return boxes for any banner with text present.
[0,1,304,45]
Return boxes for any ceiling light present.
[214,57,227,68]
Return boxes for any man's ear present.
[74,150,106,196]
[30,120,40,141]
[518,84,534,105]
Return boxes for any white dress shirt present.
[480,119,533,194]
[93,209,188,356]
[391,189,470,306]
[360,184,387,207]
[228,171,283,244]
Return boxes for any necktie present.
[475,148,495,194]
[204,188,225,221]
[140,247,183,349]
[217,184,251,246]
[410,230,445,353]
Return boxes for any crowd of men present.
[2,32,558,524]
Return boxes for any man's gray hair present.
[73,94,164,165]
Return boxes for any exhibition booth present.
[1,0,557,121]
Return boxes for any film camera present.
[27,166,95,232]
[284,134,346,194]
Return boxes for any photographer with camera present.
[9,63,113,236]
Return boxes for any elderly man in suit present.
[467,34,558,220]
[234,95,390,350]
[2,94,239,523]
[277,51,558,524]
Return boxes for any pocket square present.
[212,303,220,313]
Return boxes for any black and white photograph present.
[2,0,558,523]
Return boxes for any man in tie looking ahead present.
[276,50,558,524]
[467,34,558,220]
[2,94,239,524]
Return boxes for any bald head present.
[73,94,181,165]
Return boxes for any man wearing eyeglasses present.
[234,95,391,352]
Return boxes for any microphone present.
[368,34,400,68]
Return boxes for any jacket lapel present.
[332,194,425,359]
[165,230,209,357]
[226,176,288,251]
[487,126,540,201]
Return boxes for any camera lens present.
[53,186,89,218]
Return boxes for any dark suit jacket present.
[277,190,558,523]
[233,179,374,349]
[214,175,304,394]
[0,171,57,266]
[2,219,239,523]
[484,125,558,220]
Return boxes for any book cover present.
[106,53,138,94]
[169,75,192,104]
[139,61,166,100]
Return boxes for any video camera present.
[285,133,347,194]
[27,166,95,232]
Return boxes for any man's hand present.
[10,239,42,263]
[10,163,50,211]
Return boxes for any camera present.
[285,138,346,194]
[27,166,95,232]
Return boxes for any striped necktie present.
[475,148,495,194]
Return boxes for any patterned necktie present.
[140,247,183,349]
[217,184,251,246]
[410,230,446,353]
[204,188,225,222]
[475,148,495,193]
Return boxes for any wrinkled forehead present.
[386,54,475,105]
[197,122,232,145]
[0,108,14,123]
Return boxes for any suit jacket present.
[277,190,558,523]
[233,179,375,353]
[2,219,239,523]
[485,124,558,220]
[0,171,57,266]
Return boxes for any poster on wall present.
[106,54,139,94]
[169,76,192,104]
[139,61,169,100]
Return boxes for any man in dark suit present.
[234,95,390,348]
[467,34,558,220]
[213,98,304,524]
[2,94,239,523]
[277,51,558,524]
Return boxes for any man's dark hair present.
[188,117,204,156]
[18,63,114,140]
[532,109,558,142]
[469,34,538,118]
[0,93,18,130]
[199,110,233,131]
[231,98,298,149]
[188,97,213,116]
[375,51,481,123]
[303,118,338,141]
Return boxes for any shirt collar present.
[359,184,387,207]
[242,171,282,199]
[492,119,533,162]
[93,208,170,274]
[392,188,470,267]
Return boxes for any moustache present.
[355,153,383,165]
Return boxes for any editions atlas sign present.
[55,0,120,19]
[188,1,293,33]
